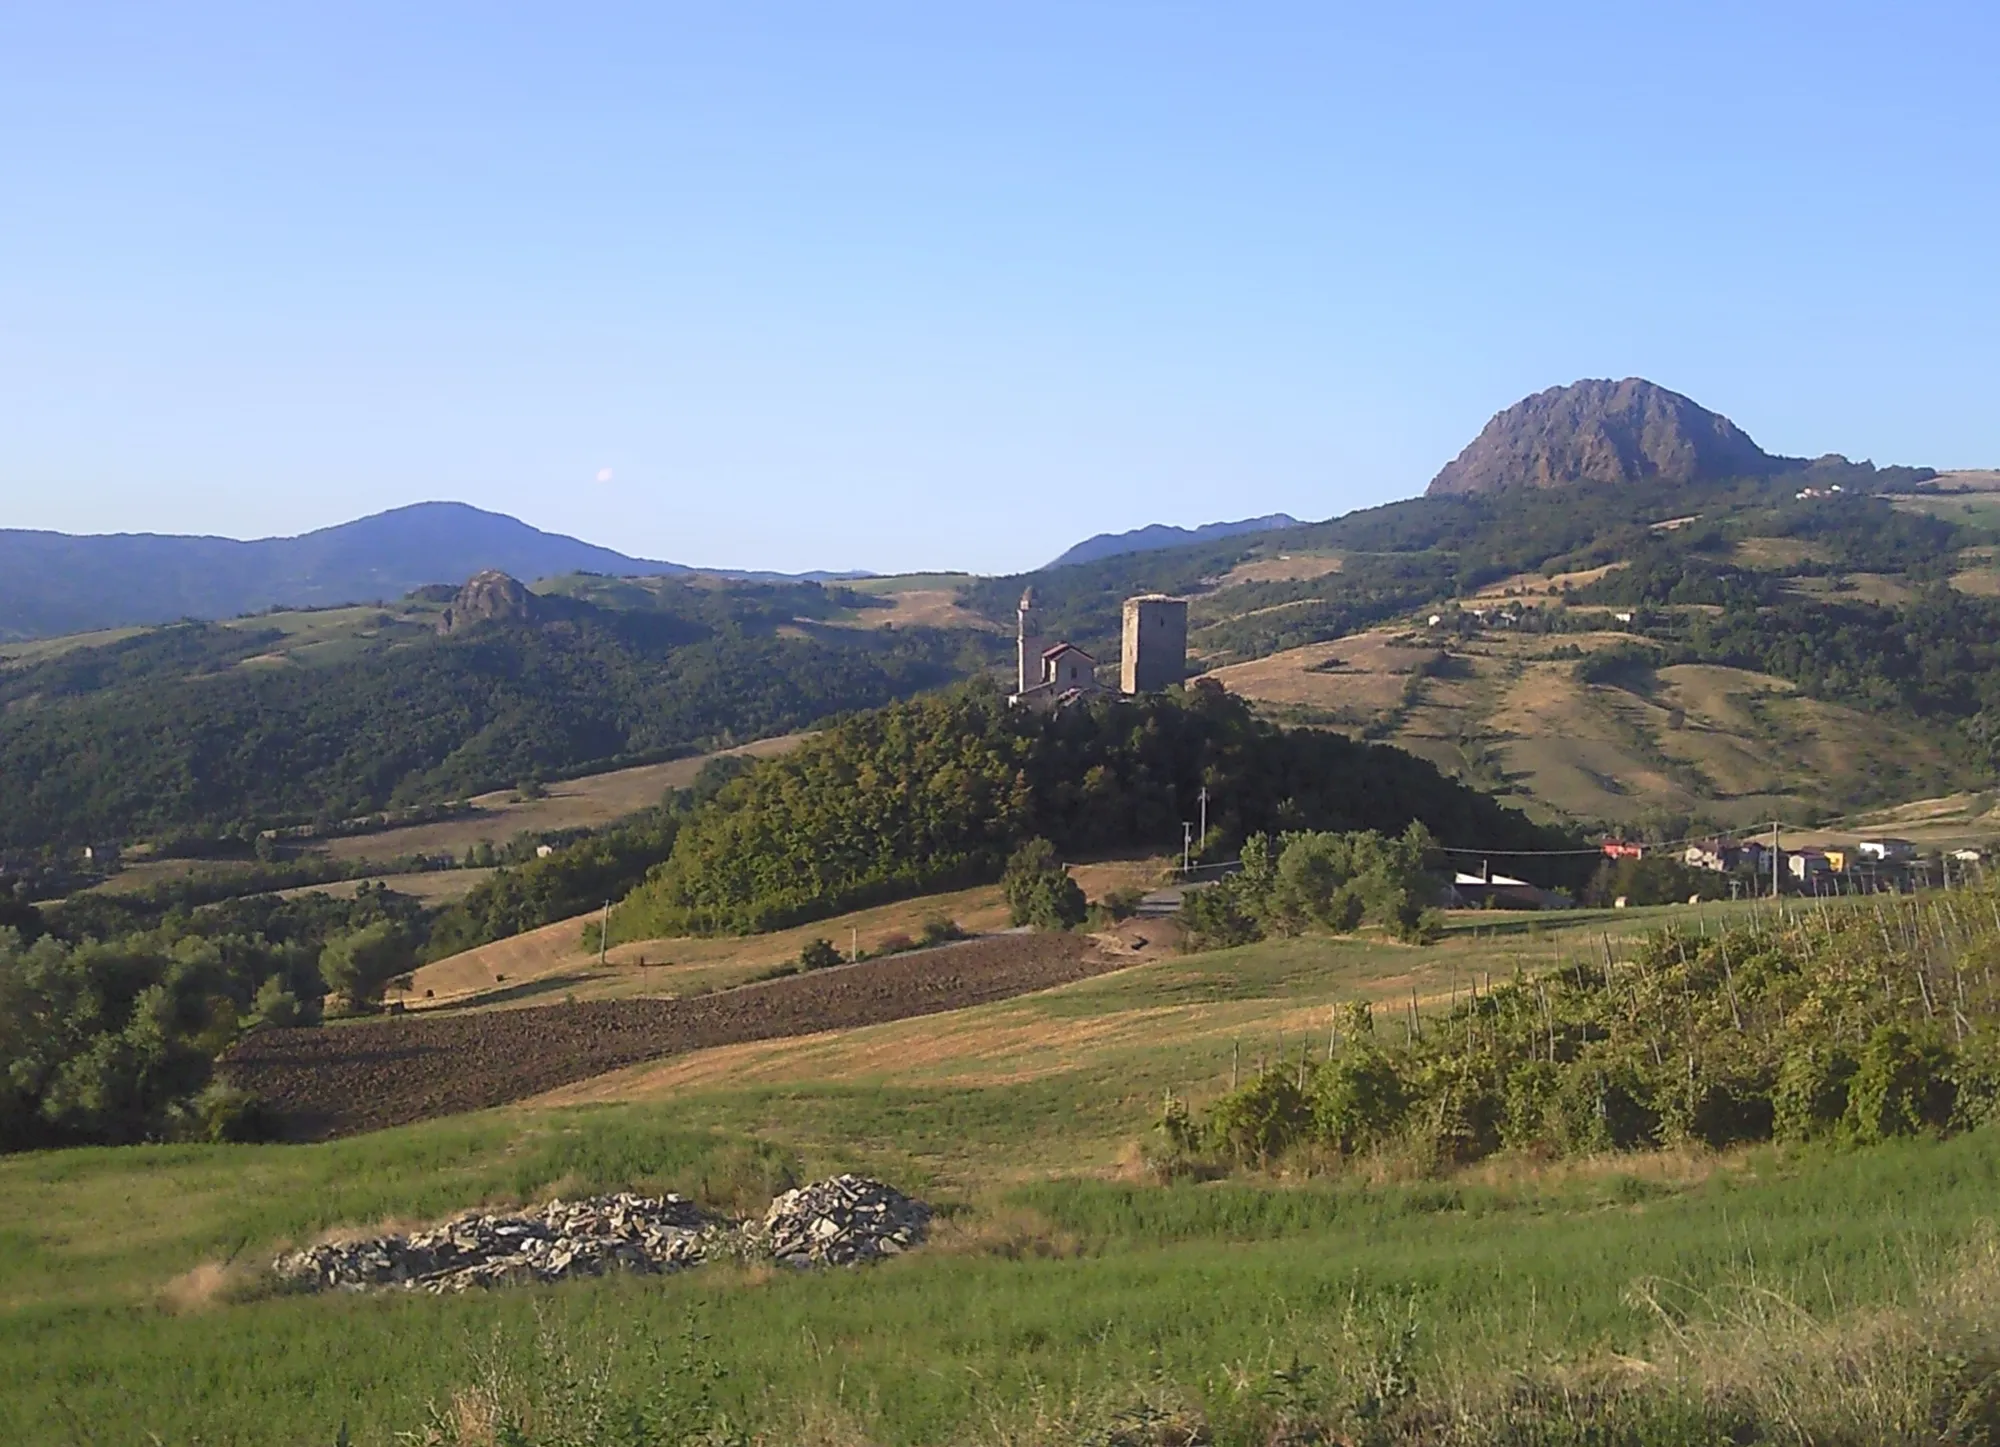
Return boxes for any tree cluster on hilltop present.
[609,682,1575,940]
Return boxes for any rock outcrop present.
[436,569,537,634]
[1426,378,1784,497]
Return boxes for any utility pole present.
[1181,821,1194,876]
[1197,785,1209,858]
[1771,821,1781,899]
[599,898,611,966]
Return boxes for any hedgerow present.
[1163,888,2000,1174]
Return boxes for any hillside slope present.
[1208,623,1960,831]
[0,574,993,852]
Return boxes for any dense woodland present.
[0,884,426,1150]
[0,580,990,854]
[611,683,1575,939]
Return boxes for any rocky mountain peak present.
[436,569,537,634]
[1426,378,1783,496]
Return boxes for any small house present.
[1857,838,1917,863]
[1683,839,1741,873]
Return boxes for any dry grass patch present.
[825,589,1002,632]
[324,734,807,865]
[281,868,497,906]
[1205,630,1444,714]
[1466,562,1623,599]
[157,1259,262,1314]
[1782,571,1919,607]
[1729,536,1828,569]
[1212,552,1344,587]
[1931,469,2000,492]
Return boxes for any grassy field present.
[13,896,1974,1444]
[319,734,808,867]
[394,857,1174,1011]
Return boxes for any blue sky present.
[2,3,1995,574]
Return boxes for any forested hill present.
[0,575,997,854]
[610,683,1576,939]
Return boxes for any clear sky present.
[3,3,1996,575]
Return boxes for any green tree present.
[247,974,303,1030]
[318,922,414,1009]
[1002,838,1087,931]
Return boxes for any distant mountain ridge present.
[1426,378,1792,497]
[0,502,865,642]
[1047,513,1300,569]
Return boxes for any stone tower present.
[1121,595,1188,693]
[1016,587,1044,694]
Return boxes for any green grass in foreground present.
[3,1122,1999,1444]
[0,898,1975,1444]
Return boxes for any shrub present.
[1180,879,1263,950]
[1002,838,1087,931]
[1098,886,1146,921]
[186,1080,273,1143]
[797,938,843,971]
[1313,1049,1411,1156]
[1774,1044,1857,1142]
[1844,1025,1956,1144]
[919,917,966,946]
[1210,1069,1314,1167]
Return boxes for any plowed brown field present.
[223,933,1113,1139]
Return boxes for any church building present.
[1007,587,1188,710]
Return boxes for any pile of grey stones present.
[757,1172,933,1267]
[275,1177,929,1294]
